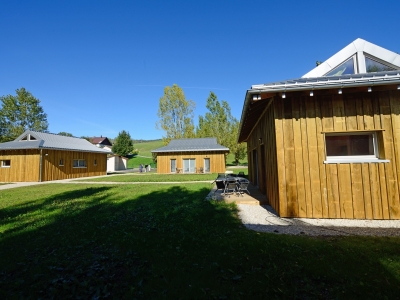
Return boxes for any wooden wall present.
[156,151,227,174]
[248,89,400,220]
[247,102,280,211]
[42,150,107,181]
[0,149,41,182]
[0,149,107,182]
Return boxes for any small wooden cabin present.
[238,38,400,220]
[0,130,109,182]
[152,138,229,174]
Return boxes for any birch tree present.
[156,84,195,145]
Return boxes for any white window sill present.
[1,166,10,168]
[324,159,390,164]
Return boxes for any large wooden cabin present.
[152,138,229,174]
[238,38,400,219]
[0,130,109,182]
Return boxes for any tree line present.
[156,84,246,164]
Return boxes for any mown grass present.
[1,183,399,299]
[80,173,217,182]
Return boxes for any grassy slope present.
[0,183,399,299]
[129,140,164,168]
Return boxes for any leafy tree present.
[152,152,157,164]
[156,84,195,145]
[229,121,247,165]
[0,87,48,142]
[196,92,247,164]
[112,130,134,157]
[58,132,73,137]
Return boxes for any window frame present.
[204,158,210,173]
[59,159,64,166]
[323,130,389,164]
[183,158,196,173]
[73,159,87,168]
[170,159,176,173]
[1,160,11,168]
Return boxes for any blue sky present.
[1,0,399,140]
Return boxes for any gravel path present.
[237,204,400,237]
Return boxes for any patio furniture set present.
[212,172,250,197]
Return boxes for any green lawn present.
[1,183,399,299]
[80,173,218,182]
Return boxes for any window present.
[183,158,196,173]
[73,159,86,168]
[204,158,210,173]
[324,131,389,163]
[59,159,64,166]
[325,57,355,76]
[94,159,97,166]
[1,160,11,167]
[170,159,176,173]
[21,134,36,141]
[365,56,395,73]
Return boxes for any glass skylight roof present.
[325,58,355,76]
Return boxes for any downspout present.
[39,149,43,182]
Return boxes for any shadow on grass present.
[0,183,399,299]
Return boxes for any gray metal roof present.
[250,70,400,94]
[152,138,229,153]
[0,130,110,153]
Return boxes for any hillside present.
[134,139,163,157]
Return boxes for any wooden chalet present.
[0,130,109,182]
[238,38,400,220]
[152,138,229,174]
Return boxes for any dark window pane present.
[325,58,355,76]
[326,134,374,156]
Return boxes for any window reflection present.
[365,57,394,73]
[326,134,374,156]
[325,58,355,76]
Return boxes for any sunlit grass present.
[79,173,218,182]
[0,183,399,299]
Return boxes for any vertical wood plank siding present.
[42,150,107,181]
[0,149,107,182]
[247,103,280,210]
[0,149,41,182]
[246,90,400,219]
[156,152,226,174]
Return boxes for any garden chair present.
[237,179,250,197]
[224,178,238,197]
[212,179,226,195]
